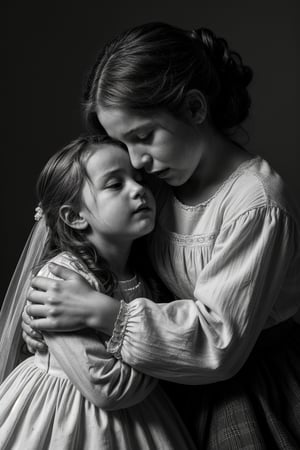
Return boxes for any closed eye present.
[105,179,123,189]
[133,130,154,143]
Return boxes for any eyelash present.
[105,173,145,190]
[106,180,123,189]
[135,130,153,143]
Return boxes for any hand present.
[22,306,47,353]
[26,263,121,335]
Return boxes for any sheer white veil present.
[0,218,48,383]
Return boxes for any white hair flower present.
[34,205,44,222]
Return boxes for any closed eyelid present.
[126,126,154,140]
[105,176,122,184]
[138,129,152,137]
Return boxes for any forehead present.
[97,106,157,138]
[85,144,131,178]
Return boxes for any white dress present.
[104,156,300,448]
[0,253,195,450]
[106,156,300,380]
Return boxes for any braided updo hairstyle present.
[84,22,253,132]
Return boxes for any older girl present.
[24,23,300,449]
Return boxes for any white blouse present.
[107,156,300,384]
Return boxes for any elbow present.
[78,383,121,410]
[90,394,142,411]
[209,344,247,382]
[86,381,158,411]
[84,390,121,410]
[92,396,119,410]
[84,388,145,411]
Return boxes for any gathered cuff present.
[106,300,130,359]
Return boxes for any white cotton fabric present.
[107,156,300,383]
[0,253,195,450]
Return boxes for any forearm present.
[106,297,239,384]
[45,329,157,410]
[85,291,121,336]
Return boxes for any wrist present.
[86,291,121,335]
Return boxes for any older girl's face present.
[97,106,204,187]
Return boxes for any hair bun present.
[193,28,252,88]
[191,27,253,128]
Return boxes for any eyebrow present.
[93,168,123,184]
[124,122,153,138]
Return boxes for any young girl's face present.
[97,106,203,187]
[80,144,156,243]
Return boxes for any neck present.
[87,234,134,280]
[175,126,251,205]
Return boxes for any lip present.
[150,168,169,178]
[133,203,151,214]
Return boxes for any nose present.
[127,146,152,170]
[129,179,146,199]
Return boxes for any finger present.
[22,307,32,324]
[26,345,35,354]
[27,288,50,304]
[26,304,49,318]
[21,320,43,339]
[48,263,83,281]
[30,276,59,291]
[22,332,48,352]
[30,318,59,331]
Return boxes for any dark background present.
[1,0,299,304]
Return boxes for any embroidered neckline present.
[172,155,260,210]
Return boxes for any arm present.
[105,206,299,383]
[26,209,299,384]
[35,257,157,410]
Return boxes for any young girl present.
[24,23,300,448]
[0,134,195,450]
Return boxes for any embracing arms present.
[25,207,300,384]
[28,257,157,410]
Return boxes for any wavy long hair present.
[35,135,127,295]
[35,134,164,299]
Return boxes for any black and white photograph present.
[1,1,300,448]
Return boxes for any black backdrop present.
[1,0,299,304]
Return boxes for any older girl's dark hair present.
[36,134,127,295]
[84,22,253,132]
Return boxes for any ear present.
[59,205,89,230]
[182,89,207,125]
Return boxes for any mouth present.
[133,203,151,214]
[149,168,169,178]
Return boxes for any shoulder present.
[221,156,300,225]
[37,252,100,289]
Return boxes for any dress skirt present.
[162,320,300,450]
[0,357,195,450]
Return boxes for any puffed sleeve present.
[36,256,158,410]
[107,206,299,384]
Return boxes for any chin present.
[161,172,187,187]
[165,178,184,187]
[136,220,155,238]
